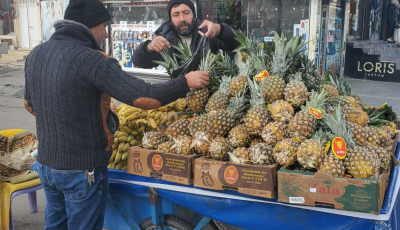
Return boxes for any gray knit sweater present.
[24,20,190,170]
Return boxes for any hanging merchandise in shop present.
[109,2,169,70]
[40,0,69,42]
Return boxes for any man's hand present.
[198,20,221,39]
[147,35,171,53]
[185,71,210,88]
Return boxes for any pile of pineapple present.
[140,31,398,180]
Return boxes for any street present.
[1,66,399,230]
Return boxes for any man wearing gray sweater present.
[23,0,209,229]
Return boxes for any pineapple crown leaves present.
[198,50,218,72]
[270,31,291,76]
[311,128,331,146]
[288,72,304,83]
[322,104,355,147]
[232,29,262,55]
[324,74,352,96]
[171,137,191,154]
[226,92,250,118]
[237,61,251,77]
[365,109,390,126]
[247,76,266,107]
[300,54,317,74]
[153,50,180,76]
[173,41,193,65]
[215,51,239,77]
[302,89,328,112]
[216,75,233,94]
[249,52,268,76]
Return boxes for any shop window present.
[198,0,242,30]
[0,0,14,35]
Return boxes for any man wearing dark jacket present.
[132,0,240,69]
[24,0,209,229]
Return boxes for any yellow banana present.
[122,107,141,117]
[122,126,133,134]
[131,130,139,136]
[111,162,117,169]
[137,125,146,133]
[127,135,134,142]
[122,151,129,161]
[116,104,127,117]
[107,163,113,168]
[109,149,118,163]
[114,138,119,144]
[112,143,118,150]
[116,161,124,170]
[123,142,130,152]
[118,142,125,152]
[122,165,127,171]
[126,111,148,121]
[148,118,158,129]
[114,151,123,163]
[167,111,175,121]
[157,106,168,112]
[119,136,128,142]
[117,131,129,138]
[130,139,138,146]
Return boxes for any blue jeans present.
[37,163,109,230]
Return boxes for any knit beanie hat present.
[64,0,111,28]
[167,0,196,19]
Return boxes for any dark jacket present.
[24,20,190,170]
[132,19,240,69]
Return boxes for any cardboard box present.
[277,170,387,214]
[193,157,278,199]
[126,146,197,185]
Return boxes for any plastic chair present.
[0,129,43,230]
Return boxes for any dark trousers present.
[388,20,397,38]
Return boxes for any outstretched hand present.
[185,71,210,88]
[198,20,221,39]
[147,35,171,53]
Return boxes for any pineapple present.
[273,138,301,166]
[287,90,327,141]
[188,115,209,136]
[205,76,232,113]
[229,147,251,164]
[323,105,380,179]
[283,73,308,108]
[346,121,372,146]
[215,51,238,77]
[166,119,190,138]
[296,129,328,169]
[244,77,270,134]
[209,137,233,161]
[158,140,176,154]
[381,121,397,139]
[186,51,217,112]
[352,93,364,107]
[324,74,358,108]
[341,105,369,127]
[172,136,193,155]
[249,142,274,165]
[142,131,169,149]
[366,145,392,172]
[207,94,248,137]
[318,152,346,177]
[322,84,339,98]
[261,121,286,146]
[191,131,213,156]
[228,124,250,148]
[269,100,294,123]
[367,125,391,147]
[262,32,288,103]
[300,54,322,91]
[229,62,249,97]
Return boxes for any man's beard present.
[174,19,195,37]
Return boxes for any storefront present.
[343,0,400,82]
[104,0,353,76]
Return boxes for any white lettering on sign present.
[357,61,396,75]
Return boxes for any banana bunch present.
[108,131,138,170]
[147,98,189,127]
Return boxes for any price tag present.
[255,70,269,81]
[308,107,323,119]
